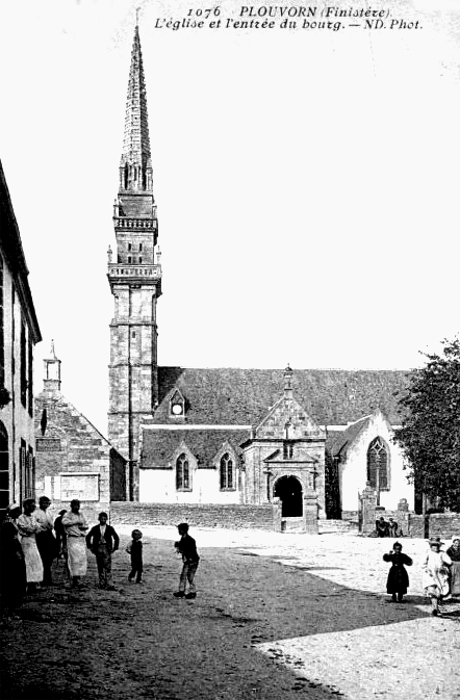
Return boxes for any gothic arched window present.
[367,437,389,490]
[176,453,190,491]
[220,453,234,490]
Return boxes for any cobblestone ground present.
[0,527,459,700]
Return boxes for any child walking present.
[383,541,413,602]
[126,529,143,583]
[174,523,200,600]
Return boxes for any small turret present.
[43,340,61,394]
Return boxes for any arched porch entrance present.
[273,475,303,517]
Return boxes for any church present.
[106,25,414,523]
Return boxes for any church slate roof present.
[141,428,250,468]
[326,415,372,457]
[152,367,408,427]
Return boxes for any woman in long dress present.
[446,538,460,599]
[17,498,44,592]
[61,499,88,588]
[0,503,27,616]
[422,538,452,616]
[383,541,413,602]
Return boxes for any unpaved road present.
[0,527,459,700]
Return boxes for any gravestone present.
[359,482,378,536]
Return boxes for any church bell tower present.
[107,24,162,500]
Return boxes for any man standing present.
[86,512,119,590]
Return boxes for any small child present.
[173,523,200,600]
[383,541,413,602]
[126,529,143,583]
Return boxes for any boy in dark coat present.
[383,541,413,602]
[86,513,119,590]
[174,523,200,599]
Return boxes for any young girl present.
[383,541,413,603]
[422,538,452,616]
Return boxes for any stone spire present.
[119,24,153,193]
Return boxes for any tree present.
[394,337,460,512]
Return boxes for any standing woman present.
[422,538,452,616]
[35,496,57,586]
[0,503,27,616]
[383,541,413,602]
[446,538,460,599]
[62,499,89,588]
[17,498,44,593]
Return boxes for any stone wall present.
[110,502,274,531]
[408,512,460,540]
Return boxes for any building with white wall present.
[0,159,42,519]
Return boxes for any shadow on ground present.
[0,539,456,700]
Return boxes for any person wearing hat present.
[422,537,452,616]
[0,503,27,616]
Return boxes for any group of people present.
[0,497,201,618]
[2,496,458,620]
[375,516,404,538]
[383,536,460,616]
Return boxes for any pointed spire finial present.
[284,364,293,391]
[136,6,140,25]
[119,19,152,193]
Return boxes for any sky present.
[0,0,459,435]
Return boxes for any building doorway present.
[274,475,303,517]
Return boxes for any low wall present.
[109,502,275,531]
[408,512,460,540]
